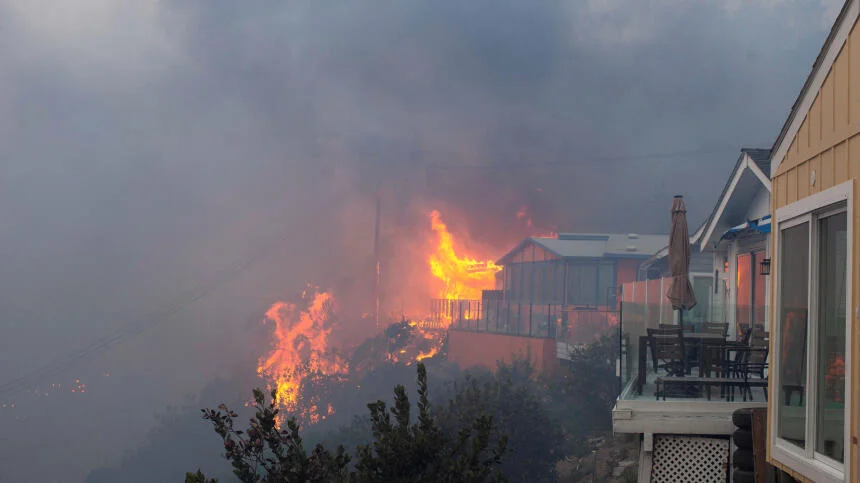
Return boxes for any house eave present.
[771,0,859,176]
[698,152,772,250]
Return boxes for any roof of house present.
[496,233,669,265]
[742,148,771,175]
[771,0,857,175]
[643,149,771,264]
[696,149,771,250]
[645,220,709,265]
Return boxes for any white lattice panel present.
[651,435,729,483]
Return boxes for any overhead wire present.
[0,239,278,399]
[422,146,743,170]
[0,186,357,398]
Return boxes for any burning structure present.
[444,233,668,371]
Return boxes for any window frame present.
[565,259,613,307]
[770,180,853,483]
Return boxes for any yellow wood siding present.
[777,21,860,178]
[770,15,860,482]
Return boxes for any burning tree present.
[256,287,348,426]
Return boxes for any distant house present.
[697,148,772,340]
[445,233,667,372]
[640,148,772,335]
[614,150,774,482]
[495,232,668,313]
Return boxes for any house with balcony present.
[612,150,774,482]
[638,148,773,338]
[445,233,667,371]
[765,1,857,480]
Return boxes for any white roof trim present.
[699,154,772,250]
[771,0,859,177]
[691,221,706,245]
[746,154,772,191]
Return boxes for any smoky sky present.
[0,0,840,481]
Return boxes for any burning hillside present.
[256,287,348,425]
[256,208,551,425]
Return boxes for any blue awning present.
[754,215,771,234]
[720,215,771,240]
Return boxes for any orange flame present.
[257,288,347,425]
[416,346,439,361]
[428,210,501,301]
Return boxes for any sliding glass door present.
[776,205,847,469]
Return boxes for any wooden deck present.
[613,368,767,435]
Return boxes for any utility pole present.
[373,190,381,330]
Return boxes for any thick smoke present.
[0,1,836,481]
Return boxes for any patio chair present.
[745,332,769,379]
[703,322,728,337]
[647,327,686,377]
[660,323,695,332]
[728,336,769,401]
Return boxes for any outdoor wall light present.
[759,258,771,276]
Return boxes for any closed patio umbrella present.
[667,195,696,322]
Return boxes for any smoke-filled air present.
[0,1,841,482]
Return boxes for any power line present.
[423,146,743,170]
[0,242,279,399]
[0,181,367,399]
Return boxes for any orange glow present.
[428,210,501,301]
[257,288,348,426]
[826,354,846,403]
[416,346,439,361]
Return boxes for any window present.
[814,212,847,461]
[752,251,767,332]
[689,276,713,324]
[737,253,752,334]
[597,261,616,307]
[772,181,852,482]
[736,250,768,338]
[776,222,809,448]
[567,262,598,306]
[565,260,616,306]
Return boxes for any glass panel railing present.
[445,298,620,342]
[618,301,770,399]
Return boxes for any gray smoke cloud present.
[0,0,838,480]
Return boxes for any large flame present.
[428,210,501,301]
[257,288,347,425]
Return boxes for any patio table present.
[636,332,727,395]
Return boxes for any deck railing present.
[434,297,619,342]
[618,301,769,400]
